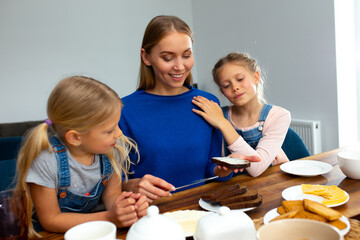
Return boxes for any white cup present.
[65,221,116,240]
[337,150,360,179]
[256,219,343,240]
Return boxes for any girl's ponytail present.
[15,121,52,238]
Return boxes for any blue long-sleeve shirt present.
[119,85,231,191]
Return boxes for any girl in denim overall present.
[192,52,291,177]
[14,76,148,238]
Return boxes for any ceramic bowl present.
[126,205,185,240]
[64,221,116,240]
[257,219,343,240]
[194,206,256,240]
[337,150,360,179]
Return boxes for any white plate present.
[198,198,256,213]
[263,208,350,236]
[163,210,210,237]
[280,160,333,177]
[282,185,349,208]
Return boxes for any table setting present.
[23,144,360,239]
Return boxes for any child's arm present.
[192,96,239,146]
[228,107,291,176]
[30,181,142,232]
[213,155,261,177]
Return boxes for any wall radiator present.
[290,119,322,155]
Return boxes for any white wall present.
[0,0,193,121]
[356,0,360,142]
[0,0,340,152]
[192,0,338,152]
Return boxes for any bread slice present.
[277,206,287,215]
[201,184,247,202]
[303,199,342,221]
[211,157,251,169]
[218,189,258,205]
[270,209,299,222]
[281,200,304,212]
[225,195,263,210]
[328,219,347,230]
[293,210,327,222]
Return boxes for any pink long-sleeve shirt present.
[226,105,291,177]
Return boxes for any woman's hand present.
[122,174,175,203]
[192,96,228,129]
[214,154,262,176]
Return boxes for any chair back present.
[0,137,22,191]
[281,128,310,160]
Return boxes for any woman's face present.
[142,31,194,95]
[218,62,260,107]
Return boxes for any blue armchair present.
[281,128,310,160]
[0,136,22,191]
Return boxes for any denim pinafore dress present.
[33,136,112,231]
[222,104,273,156]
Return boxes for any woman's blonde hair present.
[14,76,138,238]
[212,52,266,103]
[138,15,193,90]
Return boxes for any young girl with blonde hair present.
[192,52,291,177]
[15,76,148,238]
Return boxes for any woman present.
[120,15,259,202]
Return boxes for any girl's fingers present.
[117,218,138,228]
[134,195,148,209]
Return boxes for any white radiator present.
[290,119,322,155]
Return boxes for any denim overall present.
[33,136,112,231]
[222,104,273,156]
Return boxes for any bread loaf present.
[226,195,263,209]
[201,184,247,202]
[303,199,342,221]
[218,189,258,205]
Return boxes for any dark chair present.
[281,128,310,160]
[0,136,23,191]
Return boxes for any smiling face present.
[78,107,123,155]
[218,62,260,107]
[141,31,194,95]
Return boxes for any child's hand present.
[108,191,139,228]
[215,154,261,176]
[227,153,261,173]
[192,96,227,129]
[130,193,149,218]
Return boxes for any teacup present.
[337,150,360,179]
[257,219,343,240]
[64,221,116,240]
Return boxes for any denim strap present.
[100,154,112,177]
[49,136,71,188]
[258,104,272,121]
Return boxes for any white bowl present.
[64,221,116,240]
[257,219,343,240]
[337,150,360,179]
[194,206,256,240]
[126,205,185,240]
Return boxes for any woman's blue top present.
[119,85,231,191]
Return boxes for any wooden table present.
[39,144,360,239]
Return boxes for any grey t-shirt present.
[26,149,118,196]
